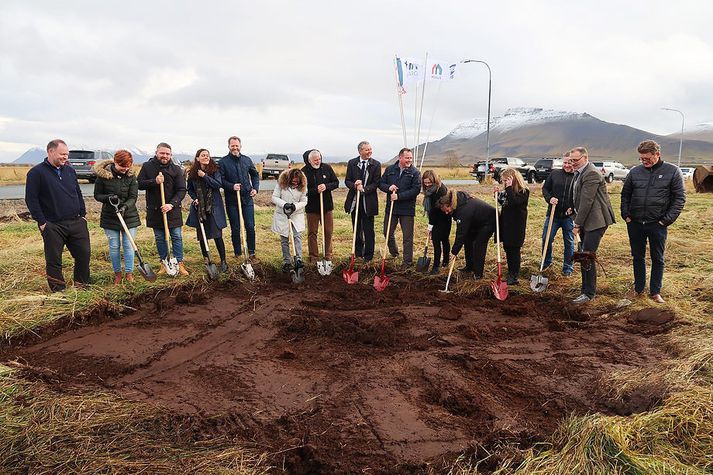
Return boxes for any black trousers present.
[431,221,452,267]
[196,226,227,261]
[463,224,494,278]
[503,245,522,279]
[351,212,375,261]
[580,226,606,298]
[41,217,91,292]
[627,221,667,295]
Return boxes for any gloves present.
[283,203,296,216]
[118,205,127,215]
[427,224,434,232]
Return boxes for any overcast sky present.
[1,0,712,162]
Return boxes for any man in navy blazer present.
[344,141,382,262]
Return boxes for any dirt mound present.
[2,277,671,473]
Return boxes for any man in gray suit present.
[570,146,616,304]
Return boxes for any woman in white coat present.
[272,168,308,272]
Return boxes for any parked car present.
[470,157,537,184]
[679,167,694,180]
[261,153,292,179]
[592,161,629,183]
[533,157,564,183]
[68,150,114,183]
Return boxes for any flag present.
[427,59,458,81]
[395,56,424,94]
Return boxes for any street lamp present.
[461,59,492,180]
[661,107,684,168]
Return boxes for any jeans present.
[579,226,606,298]
[41,217,91,292]
[383,214,415,265]
[280,222,303,264]
[542,216,575,274]
[152,226,184,262]
[104,227,137,273]
[225,198,256,256]
[627,221,667,295]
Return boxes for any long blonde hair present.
[500,167,528,193]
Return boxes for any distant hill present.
[666,123,713,144]
[418,108,713,167]
[13,147,46,164]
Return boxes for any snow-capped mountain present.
[668,122,713,144]
[448,107,589,139]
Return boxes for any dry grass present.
[0,165,30,184]
[1,182,712,472]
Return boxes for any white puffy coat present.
[271,185,308,237]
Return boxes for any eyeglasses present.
[570,155,584,162]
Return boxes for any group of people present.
[25,137,685,305]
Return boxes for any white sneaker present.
[572,294,592,304]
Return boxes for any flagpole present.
[393,56,408,148]
[415,52,428,168]
[419,81,442,172]
[461,59,492,178]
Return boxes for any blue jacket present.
[25,159,86,226]
[379,162,421,216]
[219,153,260,204]
[186,170,227,229]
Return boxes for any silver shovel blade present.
[241,262,255,280]
[162,258,179,277]
[317,259,333,276]
[530,274,549,292]
[291,266,304,284]
[206,262,220,280]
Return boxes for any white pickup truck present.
[261,154,292,179]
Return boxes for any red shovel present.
[343,189,361,284]
[373,192,396,292]
[491,190,508,301]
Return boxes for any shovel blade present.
[317,259,333,276]
[491,278,509,301]
[138,262,157,282]
[530,274,549,293]
[343,255,358,284]
[373,274,389,292]
[162,258,179,277]
[240,262,255,280]
[291,267,305,284]
[206,262,220,280]
[416,256,431,273]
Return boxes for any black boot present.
[429,265,440,275]
[220,260,228,273]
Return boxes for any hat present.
[302,149,315,165]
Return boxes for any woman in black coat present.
[497,167,529,284]
[422,170,451,274]
[186,149,228,272]
[438,190,496,280]
[93,149,140,284]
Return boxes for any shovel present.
[415,228,431,273]
[198,218,220,280]
[343,189,361,284]
[284,203,304,284]
[373,192,396,292]
[109,196,156,282]
[531,204,557,292]
[316,192,333,276]
[440,255,457,293]
[491,192,508,301]
[159,180,179,276]
[236,190,255,280]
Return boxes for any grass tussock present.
[0,364,267,474]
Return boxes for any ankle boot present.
[219,260,228,273]
[125,272,134,282]
[113,272,122,285]
[178,262,189,276]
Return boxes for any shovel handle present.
[236,190,250,262]
[350,190,361,255]
[319,192,327,259]
[493,192,502,265]
[444,255,457,292]
[159,181,174,257]
[539,204,557,272]
[381,192,396,260]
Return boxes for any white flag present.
[427,59,458,81]
[395,56,425,94]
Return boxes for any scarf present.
[423,183,439,215]
[193,176,213,222]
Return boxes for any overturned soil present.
[3,275,672,473]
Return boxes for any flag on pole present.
[396,56,424,94]
[426,59,458,81]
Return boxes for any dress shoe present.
[125,272,134,282]
[506,276,519,285]
[651,294,665,304]
[178,262,189,276]
[572,294,592,304]
[113,272,122,286]
[429,266,440,275]
[219,261,228,273]
[459,266,473,273]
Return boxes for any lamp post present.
[661,107,684,167]
[461,59,492,180]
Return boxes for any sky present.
[1,0,712,162]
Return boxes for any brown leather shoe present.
[651,294,665,304]
[113,272,122,285]
[125,272,134,282]
[157,263,166,275]
[178,262,189,276]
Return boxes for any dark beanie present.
[303,149,315,165]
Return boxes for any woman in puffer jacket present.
[272,168,308,272]
[93,149,141,285]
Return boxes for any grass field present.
[0,165,30,184]
[0,182,711,473]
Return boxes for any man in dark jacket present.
[344,141,382,262]
[220,136,260,260]
[379,148,421,268]
[137,142,188,275]
[439,190,496,280]
[541,152,575,276]
[25,139,90,291]
[302,149,339,262]
[571,146,616,303]
[621,140,685,303]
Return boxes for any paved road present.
[0,179,478,200]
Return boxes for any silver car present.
[592,161,629,183]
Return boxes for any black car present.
[471,157,537,183]
[533,158,564,183]
[68,150,114,183]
